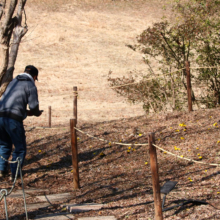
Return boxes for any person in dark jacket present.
[0,65,43,180]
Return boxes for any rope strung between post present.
[0,158,20,202]
[109,69,182,89]
[25,126,68,130]
[0,157,28,220]
[73,91,78,97]
[0,154,19,164]
[110,66,220,89]
[74,127,149,146]
[153,143,220,167]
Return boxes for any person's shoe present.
[0,170,9,179]
[10,173,20,182]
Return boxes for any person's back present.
[0,65,43,181]
[0,73,39,122]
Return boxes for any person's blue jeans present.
[0,117,26,175]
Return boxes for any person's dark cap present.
[24,65,38,80]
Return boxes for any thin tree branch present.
[0,0,6,20]
[2,0,17,32]
[160,32,182,67]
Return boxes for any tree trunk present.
[0,0,27,97]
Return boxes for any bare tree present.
[0,0,27,96]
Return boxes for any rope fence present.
[152,144,220,167]
[0,156,28,220]
[74,127,220,167]
[109,65,220,89]
[74,127,148,146]
[24,121,220,168]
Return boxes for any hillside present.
[14,0,168,125]
[0,107,220,219]
[0,1,219,220]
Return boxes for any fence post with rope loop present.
[70,118,80,189]
[0,157,28,220]
[148,132,163,220]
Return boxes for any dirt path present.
[12,0,167,126]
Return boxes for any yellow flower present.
[145,162,148,165]
[188,177,191,180]
[179,123,186,127]
[170,127,173,129]
[217,140,220,144]
[190,179,193,182]
[132,148,136,151]
[109,142,111,146]
[71,170,73,173]
[205,170,207,172]
[197,153,200,156]
[180,137,184,140]
[196,147,199,150]
[139,133,142,136]
[199,156,202,159]
[77,137,80,140]
[128,146,131,150]
[210,116,212,118]
[184,129,186,132]
[208,128,210,130]
[176,129,180,132]
[38,150,42,153]
[174,146,181,151]
[119,140,122,142]
[158,138,161,141]
[213,122,218,127]
[163,151,167,154]
[188,149,191,152]
[127,150,130,153]
[99,152,105,156]
[180,155,184,158]
[217,192,220,194]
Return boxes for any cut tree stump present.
[27,203,51,210]
[61,203,103,213]
[36,193,74,203]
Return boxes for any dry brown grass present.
[0,107,219,220]
[14,0,170,125]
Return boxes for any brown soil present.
[0,108,220,219]
[0,1,219,220]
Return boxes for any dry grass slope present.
[0,1,219,220]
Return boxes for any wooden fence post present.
[48,106,51,128]
[70,119,80,189]
[148,133,163,220]
[73,86,77,124]
[185,61,193,112]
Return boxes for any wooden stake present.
[70,119,80,189]
[73,86,77,124]
[148,133,163,220]
[48,106,51,128]
[185,61,193,112]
